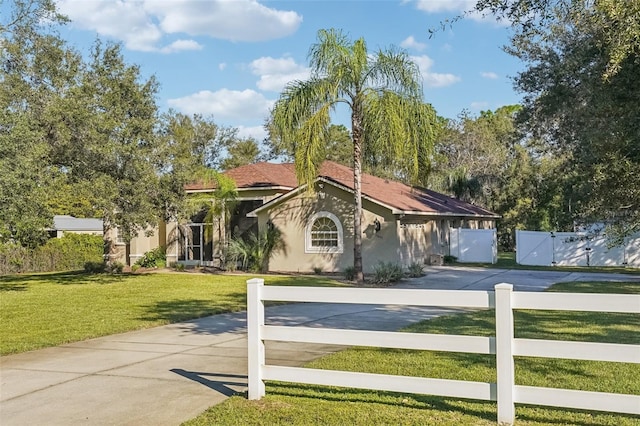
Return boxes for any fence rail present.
[246,279,640,425]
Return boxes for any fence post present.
[247,278,265,399]
[495,283,515,425]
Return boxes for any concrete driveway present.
[1,267,638,425]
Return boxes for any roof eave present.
[247,183,310,217]
[186,185,294,194]
[395,211,501,219]
[246,177,500,219]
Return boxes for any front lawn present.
[185,280,640,425]
[0,271,344,355]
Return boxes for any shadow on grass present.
[0,270,130,288]
[265,275,350,288]
[405,305,639,345]
[267,382,497,422]
[267,382,639,425]
[0,281,28,291]
[515,406,640,425]
[514,309,640,344]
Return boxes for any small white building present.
[49,215,103,238]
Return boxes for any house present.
[48,215,103,238]
[166,161,499,273]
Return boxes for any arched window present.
[305,212,343,253]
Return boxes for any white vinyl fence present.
[449,228,497,264]
[247,278,640,425]
[516,230,640,267]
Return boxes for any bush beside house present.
[0,234,103,274]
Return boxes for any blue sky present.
[51,0,523,141]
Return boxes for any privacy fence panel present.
[515,230,640,267]
[449,228,497,264]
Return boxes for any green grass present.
[185,280,640,425]
[0,271,344,355]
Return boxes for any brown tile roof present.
[316,161,498,217]
[185,163,298,191]
[187,161,498,217]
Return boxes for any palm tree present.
[270,28,437,283]
[182,169,237,257]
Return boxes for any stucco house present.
[154,161,498,273]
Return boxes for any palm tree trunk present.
[352,110,364,283]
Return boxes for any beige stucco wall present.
[262,185,497,274]
[106,221,181,266]
[127,226,160,265]
[397,218,434,265]
[261,183,402,274]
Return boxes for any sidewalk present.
[2,267,638,425]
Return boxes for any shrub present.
[343,266,356,281]
[226,226,285,273]
[372,261,404,285]
[84,261,106,273]
[312,266,323,275]
[107,261,124,274]
[0,243,28,275]
[1,234,103,274]
[134,247,166,268]
[443,255,458,264]
[36,233,103,272]
[407,262,424,277]
[131,264,140,273]
[173,262,185,272]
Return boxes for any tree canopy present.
[0,1,232,250]
[470,0,640,80]
[504,0,640,239]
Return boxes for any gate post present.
[495,283,515,425]
[247,278,265,399]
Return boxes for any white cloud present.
[414,0,507,25]
[167,89,274,121]
[424,73,462,88]
[237,125,268,142]
[400,36,426,51]
[481,71,499,79]
[471,101,489,110]
[414,0,475,13]
[250,56,310,92]
[159,39,203,54]
[411,55,461,88]
[57,0,162,51]
[55,0,302,52]
[219,63,227,71]
[144,0,302,42]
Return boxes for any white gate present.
[516,230,640,267]
[449,228,497,264]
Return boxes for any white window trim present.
[115,227,126,245]
[305,211,344,254]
